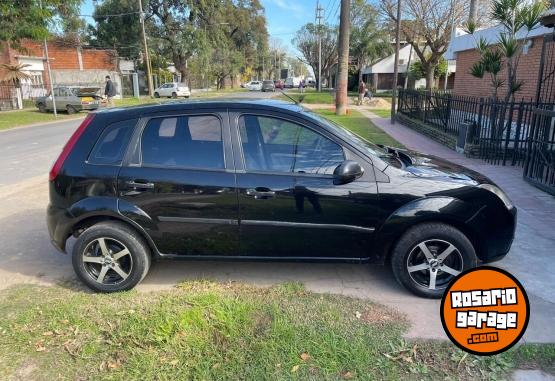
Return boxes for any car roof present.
[93,98,305,117]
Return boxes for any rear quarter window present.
[88,119,137,165]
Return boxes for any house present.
[0,39,122,109]
[445,23,554,100]
[360,43,456,91]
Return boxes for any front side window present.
[239,115,344,174]
[141,115,224,169]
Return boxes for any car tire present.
[390,222,477,299]
[72,221,151,293]
[171,92,177,98]
[37,103,47,113]
[66,105,77,114]
[154,92,160,98]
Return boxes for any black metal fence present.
[398,89,554,167]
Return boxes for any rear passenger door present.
[117,111,239,256]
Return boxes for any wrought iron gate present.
[523,32,555,195]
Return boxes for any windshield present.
[304,110,390,159]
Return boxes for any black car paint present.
[47,99,516,264]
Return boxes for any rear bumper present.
[80,104,100,110]
[47,203,72,253]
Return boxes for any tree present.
[350,0,392,83]
[382,0,467,89]
[0,63,32,87]
[409,56,448,81]
[0,0,82,48]
[293,23,338,88]
[467,0,545,101]
[336,0,350,115]
[88,0,143,59]
[89,0,268,85]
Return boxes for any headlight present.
[479,184,513,209]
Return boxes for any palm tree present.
[0,63,32,88]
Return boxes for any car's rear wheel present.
[154,92,160,98]
[66,105,77,114]
[37,103,47,113]
[390,222,477,298]
[72,221,151,292]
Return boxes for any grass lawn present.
[371,109,392,118]
[279,89,359,104]
[314,109,404,148]
[0,110,84,130]
[0,282,553,380]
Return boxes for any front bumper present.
[474,205,517,263]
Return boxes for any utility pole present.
[390,0,402,124]
[138,0,153,97]
[39,0,56,117]
[335,0,350,115]
[316,1,324,92]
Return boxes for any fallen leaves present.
[300,352,310,361]
[291,364,300,373]
[34,341,46,352]
[342,371,354,379]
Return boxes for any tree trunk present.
[425,67,435,89]
[335,0,350,116]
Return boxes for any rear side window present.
[88,119,137,165]
[141,115,224,169]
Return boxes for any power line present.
[325,0,338,22]
[78,11,140,18]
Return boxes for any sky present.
[80,0,342,56]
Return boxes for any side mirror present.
[333,160,364,185]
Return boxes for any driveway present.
[0,98,553,343]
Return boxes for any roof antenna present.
[280,90,299,105]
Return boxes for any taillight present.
[49,113,95,181]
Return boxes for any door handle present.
[246,188,276,199]
[126,180,155,189]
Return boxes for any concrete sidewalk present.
[359,107,555,343]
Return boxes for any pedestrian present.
[299,80,305,93]
[104,75,116,107]
[357,80,366,106]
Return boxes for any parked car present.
[248,81,262,91]
[261,80,275,92]
[284,77,301,88]
[274,80,284,90]
[47,100,516,297]
[154,82,190,98]
[36,87,101,114]
[241,81,252,88]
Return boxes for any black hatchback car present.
[47,100,516,297]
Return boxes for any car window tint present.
[89,119,137,165]
[141,115,224,169]
[239,115,344,175]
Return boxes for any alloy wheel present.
[82,237,133,285]
[406,239,463,290]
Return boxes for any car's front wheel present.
[72,221,151,292]
[390,222,477,298]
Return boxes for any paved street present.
[0,97,554,343]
